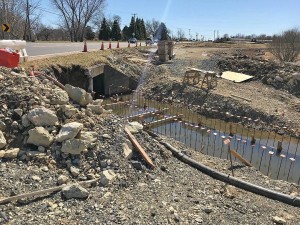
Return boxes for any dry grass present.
[21,50,111,71]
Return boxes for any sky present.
[38,0,300,40]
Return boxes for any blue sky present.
[39,0,299,39]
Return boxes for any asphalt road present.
[26,41,145,57]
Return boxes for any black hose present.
[160,140,300,207]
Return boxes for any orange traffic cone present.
[140,42,142,46]
[116,41,120,48]
[128,42,130,48]
[100,41,104,50]
[82,41,88,52]
[108,41,111,49]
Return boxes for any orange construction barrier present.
[0,49,20,68]
[100,41,104,50]
[128,42,130,48]
[82,41,87,52]
[116,41,120,48]
[108,42,111,49]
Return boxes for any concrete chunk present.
[56,122,83,142]
[100,170,117,186]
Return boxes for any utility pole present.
[132,13,137,38]
[214,30,216,41]
[196,32,198,41]
[188,29,191,40]
[24,0,32,41]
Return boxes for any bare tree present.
[270,28,300,62]
[145,19,159,37]
[52,0,105,42]
[0,0,26,39]
[177,28,185,40]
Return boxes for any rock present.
[131,161,143,170]
[272,216,286,224]
[203,207,213,214]
[61,138,87,155]
[78,131,98,148]
[0,120,6,131]
[50,89,69,105]
[122,141,133,160]
[61,105,78,118]
[57,175,69,185]
[0,148,20,159]
[292,72,300,81]
[70,166,80,177]
[100,170,117,186]
[56,122,83,142]
[125,121,143,134]
[102,134,111,139]
[27,107,58,126]
[38,146,46,152]
[62,184,89,199]
[27,127,54,147]
[64,84,93,106]
[41,166,49,172]
[86,104,104,114]
[32,175,41,182]
[0,131,7,149]
[14,108,23,117]
[21,115,31,127]
[275,76,284,82]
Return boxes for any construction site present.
[1,41,300,224]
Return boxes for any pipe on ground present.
[159,140,300,207]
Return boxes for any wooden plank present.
[144,115,183,128]
[124,127,155,168]
[230,149,253,167]
[230,94,251,102]
[127,108,167,121]
[222,71,253,83]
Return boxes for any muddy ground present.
[1,42,300,225]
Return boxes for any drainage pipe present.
[160,140,300,207]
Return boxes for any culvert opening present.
[51,64,138,99]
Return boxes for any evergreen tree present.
[85,26,95,40]
[129,16,135,37]
[99,18,111,41]
[141,19,147,39]
[122,26,130,41]
[155,22,169,40]
[135,18,141,39]
[111,19,121,40]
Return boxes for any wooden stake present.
[124,127,155,168]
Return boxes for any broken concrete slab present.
[100,170,117,186]
[62,184,89,199]
[125,121,143,134]
[64,84,93,106]
[78,131,98,148]
[56,122,83,142]
[27,107,58,126]
[61,138,87,155]
[0,148,20,159]
[27,127,54,147]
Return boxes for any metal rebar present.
[267,150,274,176]
[259,146,267,171]
[276,154,286,180]
[195,126,199,150]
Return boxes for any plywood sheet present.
[221,71,253,83]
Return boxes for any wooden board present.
[221,71,253,83]
[230,149,253,167]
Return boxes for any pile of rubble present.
[0,66,143,199]
[217,56,300,96]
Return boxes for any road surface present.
[26,41,146,58]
